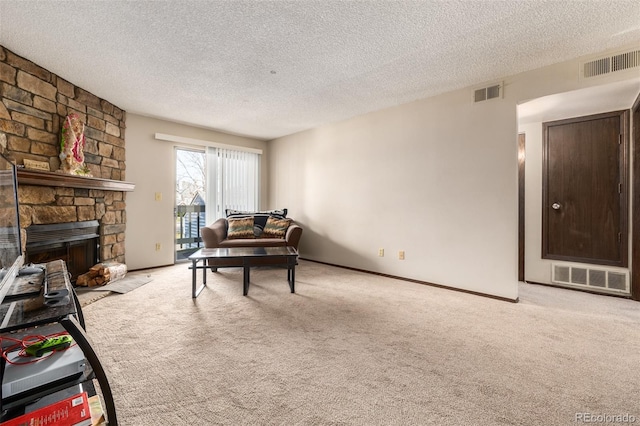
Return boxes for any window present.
[175,148,206,260]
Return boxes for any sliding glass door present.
[174,145,260,261]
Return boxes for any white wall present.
[125,114,266,270]
[519,121,546,284]
[268,44,640,301]
[269,87,519,300]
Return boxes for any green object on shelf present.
[25,335,74,357]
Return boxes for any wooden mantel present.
[17,168,135,192]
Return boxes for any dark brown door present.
[542,110,629,267]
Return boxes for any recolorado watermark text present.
[575,413,636,423]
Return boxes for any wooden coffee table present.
[188,246,299,297]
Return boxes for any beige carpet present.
[82,261,640,425]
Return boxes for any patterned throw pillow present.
[227,217,255,239]
[261,217,292,239]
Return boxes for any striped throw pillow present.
[227,217,255,239]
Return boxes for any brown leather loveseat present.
[200,209,303,269]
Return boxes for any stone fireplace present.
[15,169,134,278]
[0,45,135,274]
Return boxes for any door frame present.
[518,133,525,282]
[632,92,640,300]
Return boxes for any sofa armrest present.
[285,224,303,250]
[201,218,228,248]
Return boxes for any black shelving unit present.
[0,260,117,424]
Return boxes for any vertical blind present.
[205,147,260,225]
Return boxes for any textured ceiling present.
[1,1,640,140]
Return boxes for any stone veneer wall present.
[0,45,127,264]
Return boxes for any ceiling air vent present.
[474,83,502,103]
[582,49,640,78]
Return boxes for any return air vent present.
[582,49,640,78]
[474,83,502,103]
[551,263,629,293]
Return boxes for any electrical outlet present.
[399,250,405,260]
[155,243,161,251]
[155,192,162,201]
[378,248,384,257]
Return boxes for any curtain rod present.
[154,133,263,155]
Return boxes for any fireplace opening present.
[26,220,100,283]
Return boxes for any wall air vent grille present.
[612,50,640,72]
[608,272,627,291]
[474,83,502,103]
[551,263,629,294]
[582,49,640,78]
[583,57,611,77]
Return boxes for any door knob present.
[552,203,561,210]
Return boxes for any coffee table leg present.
[192,259,207,298]
[243,265,250,296]
[192,260,196,297]
[288,257,296,293]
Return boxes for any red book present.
[1,391,91,426]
